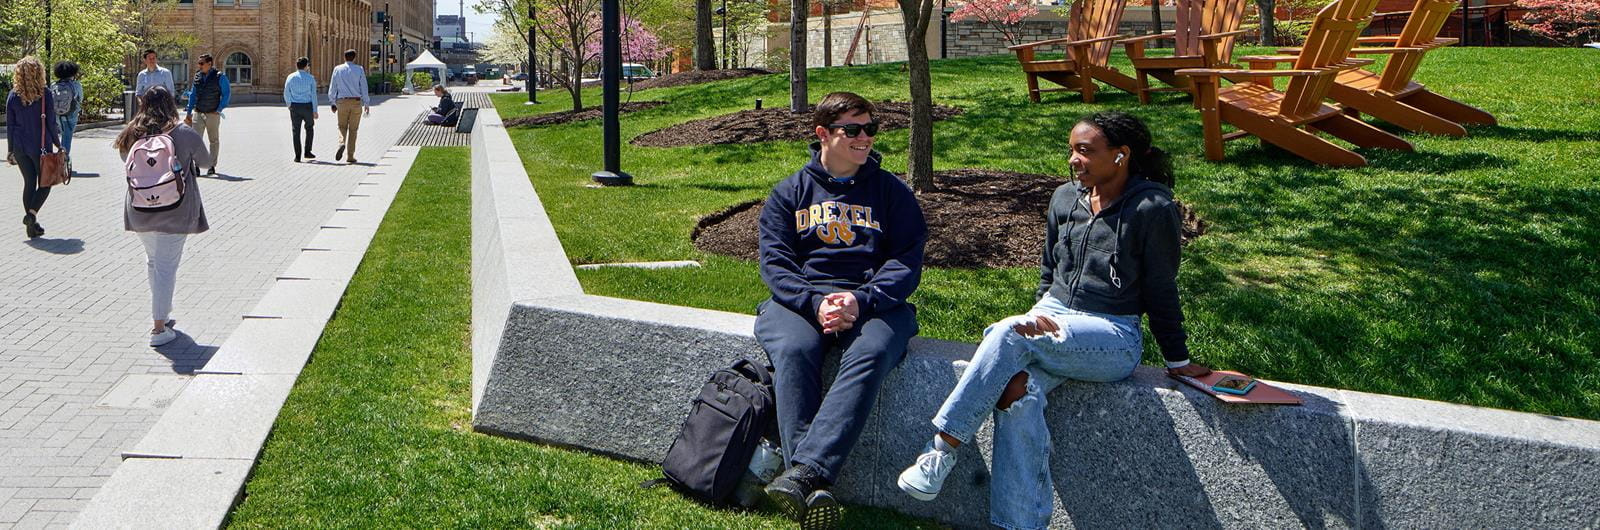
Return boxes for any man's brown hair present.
[812,92,875,129]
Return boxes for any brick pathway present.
[0,95,432,528]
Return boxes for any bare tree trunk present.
[790,0,809,112]
[898,0,935,192]
[1255,0,1276,45]
[696,0,717,69]
[570,63,584,110]
[823,3,833,67]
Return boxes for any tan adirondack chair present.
[1280,0,1495,136]
[1176,0,1412,167]
[1119,0,1249,104]
[1009,0,1140,103]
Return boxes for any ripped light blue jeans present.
[930,295,1142,530]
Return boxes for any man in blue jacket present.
[183,53,229,175]
[757,91,927,529]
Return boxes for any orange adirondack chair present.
[1281,0,1495,136]
[1009,0,1141,103]
[1119,0,1250,104]
[1177,0,1412,167]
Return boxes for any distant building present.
[145,0,375,95]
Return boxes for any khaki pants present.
[192,112,221,168]
[336,98,363,162]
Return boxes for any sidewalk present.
[0,95,431,528]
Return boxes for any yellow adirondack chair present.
[1177,0,1412,167]
[1119,0,1250,104]
[1281,0,1496,136]
[1010,0,1141,103]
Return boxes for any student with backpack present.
[755,92,927,529]
[5,56,61,239]
[50,60,84,174]
[113,86,210,347]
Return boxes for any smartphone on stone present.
[1211,375,1257,395]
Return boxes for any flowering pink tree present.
[1514,0,1600,46]
[583,15,673,63]
[948,0,1040,47]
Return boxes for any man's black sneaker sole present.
[802,490,841,530]
[765,478,808,522]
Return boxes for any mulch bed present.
[630,68,775,91]
[692,169,1207,268]
[503,101,669,128]
[631,101,964,148]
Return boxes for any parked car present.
[511,72,529,81]
[463,68,479,85]
[621,63,655,82]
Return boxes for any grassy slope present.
[493,47,1600,420]
[228,147,936,528]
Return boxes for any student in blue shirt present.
[283,57,319,163]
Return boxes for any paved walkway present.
[0,95,432,528]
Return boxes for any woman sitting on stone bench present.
[426,85,457,126]
[896,111,1212,529]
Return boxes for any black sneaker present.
[26,221,43,239]
[802,489,841,530]
[305,152,317,160]
[335,145,345,161]
[766,464,830,523]
[206,167,216,176]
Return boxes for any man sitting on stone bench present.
[755,92,928,529]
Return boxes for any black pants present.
[12,150,50,216]
[754,298,917,484]
[289,103,315,157]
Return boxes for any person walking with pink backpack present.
[113,86,210,347]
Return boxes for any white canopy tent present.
[402,50,448,94]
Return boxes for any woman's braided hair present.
[1077,111,1175,190]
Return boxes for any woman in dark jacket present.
[427,85,457,125]
[894,112,1212,530]
[5,56,62,238]
[113,86,210,347]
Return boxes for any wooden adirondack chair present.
[1119,0,1249,104]
[1280,0,1495,136]
[1009,0,1140,103]
[1176,0,1412,167]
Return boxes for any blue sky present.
[435,0,500,44]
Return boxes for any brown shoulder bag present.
[38,100,69,187]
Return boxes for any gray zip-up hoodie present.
[1038,175,1188,363]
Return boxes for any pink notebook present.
[1170,370,1303,405]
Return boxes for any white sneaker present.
[897,442,957,501]
[150,327,178,347]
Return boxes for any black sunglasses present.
[827,121,880,138]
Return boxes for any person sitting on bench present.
[427,85,457,126]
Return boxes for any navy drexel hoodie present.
[758,142,928,321]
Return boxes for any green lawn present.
[228,147,935,527]
[494,47,1600,420]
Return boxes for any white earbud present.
[1114,153,1125,165]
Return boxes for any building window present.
[225,52,252,86]
[214,0,232,5]
[239,0,258,6]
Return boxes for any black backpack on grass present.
[651,358,779,506]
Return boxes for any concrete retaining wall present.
[468,105,1600,528]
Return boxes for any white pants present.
[137,232,187,322]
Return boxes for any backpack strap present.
[729,358,772,387]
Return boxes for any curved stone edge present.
[468,106,1600,527]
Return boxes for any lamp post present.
[1459,0,1469,46]
[527,1,539,104]
[45,0,53,81]
[940,0,950,59]
[716,3,728,69]
[591,0,632,185]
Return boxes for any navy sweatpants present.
[754,298,917,484]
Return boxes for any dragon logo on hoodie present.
[795,201,881,246]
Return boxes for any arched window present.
[224,52,252,86]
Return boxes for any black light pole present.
[718,2,728,69]
[940,0,948,59]
[1460,0,1469,46]
[526,2,539,104]
[44,0,53,81]
[591,0,632,185]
